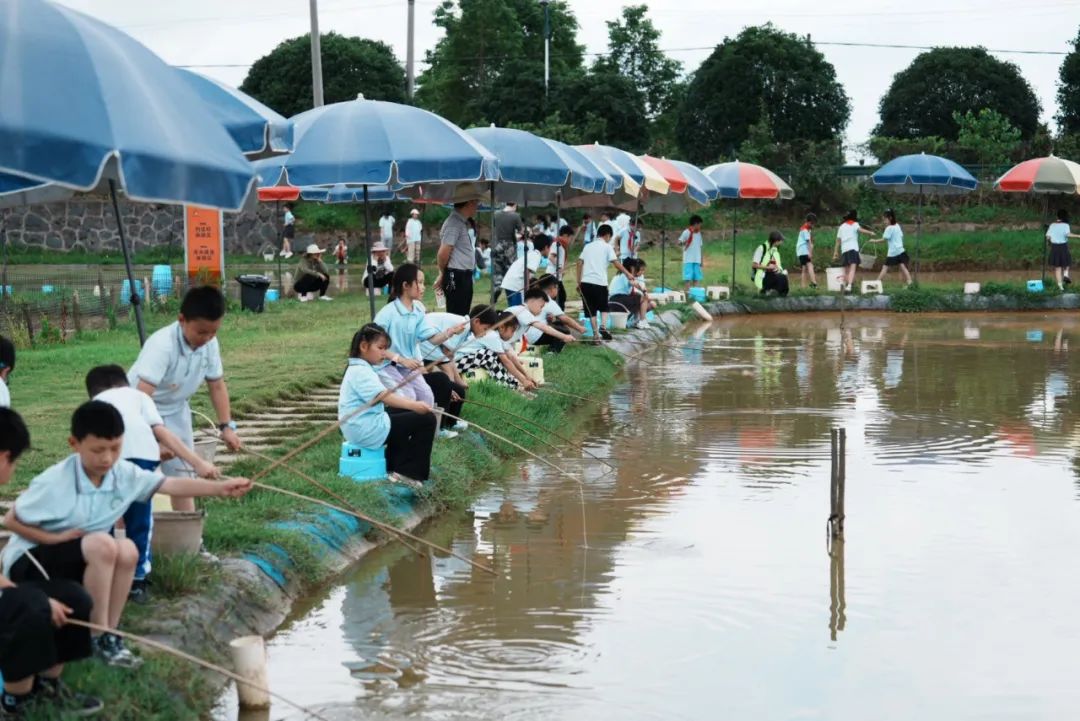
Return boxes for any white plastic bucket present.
[229,635,271,709]
[609,312,629,329]
[826,267,845,292]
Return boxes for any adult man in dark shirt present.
[491,201,524,302]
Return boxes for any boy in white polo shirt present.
[680,215,704,293]
[577,224,635,342]
[86,365,220,604]
[127,286,241,517]
[1,401,251,668]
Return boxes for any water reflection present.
[227,313,1080,721]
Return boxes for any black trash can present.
[236,274,271,313]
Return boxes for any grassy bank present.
[7,290,622,719]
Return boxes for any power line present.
[176,39,1069,70]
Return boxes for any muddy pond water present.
[219,312,1080,721]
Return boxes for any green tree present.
[1057,28,1080,134]
[953,108,1022,168]
[240,33,405,117]
[559,71,651,152]
[864,136,949,164]
[675,25,850,166]
[593,4,682,119]
[416,0,583,129]
[876,47,1040,141]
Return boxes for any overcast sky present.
[63,0,1079,158]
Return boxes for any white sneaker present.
[637,320,652,329]
[319,295,333,301]
[283,251,294,259]
[298,293,310,302]
[437,429,459,440]
[388,473,424,491]
[453,421,469,431]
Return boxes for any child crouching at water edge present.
[0,408,103,717]
[0,401,252,669]
[340,324,436,490]
[455,313,538,391]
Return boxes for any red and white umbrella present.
[994,155,1080,194]
[995,155,1080,283]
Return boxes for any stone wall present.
[2,196,280,256]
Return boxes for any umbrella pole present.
[489,182,497,304]
[556,191,563,292]
[1,210,8,304]
[914,186,923,286]
[275,200,283,294]
[108,180,147,346]
[731,203,738,293]
[1041,195,1049,286]
[363,186,376,320]
[661,228,667,291]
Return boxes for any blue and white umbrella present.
[0,0,256,210]
[872,153,978,282]
[0,0,259,344]
[262,95,499,316]
[176,69,292,159]
[300,185,398,204]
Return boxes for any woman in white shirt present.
[831,209,874,294]
[868,209,912,287]
[1047,209,1080,290]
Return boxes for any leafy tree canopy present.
[1057,28,1080,134]
[875,47,1040,141]
[675,24,850,166]
[593,4,682,119]
[241,32,405,118]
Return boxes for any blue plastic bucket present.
[265,289,280,302]
[1027,280,1044,293]
[40,285,54,294]
[119,280,144,306]
[688,287,707,302]
[151,265,173,297]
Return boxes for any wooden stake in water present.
[829,427,846,539]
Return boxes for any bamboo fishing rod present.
[66,620,331,721]
[247,479,497,576]
[462,398,617,470]
[436,410,589,549]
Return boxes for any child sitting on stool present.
[340,324,437,491]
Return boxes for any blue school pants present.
[124,457,160,581]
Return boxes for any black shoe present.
[0,690,38,717]
[1065,276,1073,286]
[93,633,142,668]
[128,579,151,605]
[599,328,613,341]
[36,677,103,717]
[810,282,818,289]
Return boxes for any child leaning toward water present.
[85,365,221,605]
[0,408,103,717]
[796,213,818,289]
[832,209,874,294]
[0,401,251,669]
[339,324,437,490]
[455,313,538,391]
[1047,209,1080,290]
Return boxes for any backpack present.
[750,243,769,282]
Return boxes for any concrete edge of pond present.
[697,292,1080,315]
[131,314,680,708]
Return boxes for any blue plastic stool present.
[688,287,707,303]
[1027,280,1045,293]
[339,443,387,481]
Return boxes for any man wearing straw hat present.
[437,185,483,315]
[363,242,395,294]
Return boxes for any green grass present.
[4,285,621,718]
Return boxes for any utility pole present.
[540,0,550,99]
[309,0,325,107]
[406,0,416,100]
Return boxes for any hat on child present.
[305,243,326,255]
[371,242,389,252]
[410,209,420,217]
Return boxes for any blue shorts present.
[683,262,702,282]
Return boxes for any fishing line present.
[462,398,617,470]
[436,410,590,550]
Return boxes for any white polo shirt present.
[457,329,505,359]
[837,221,861,253]
[378,215,395,242]
[94,386,164,462]
[0,377,8,409]
[405,218,423,243]
[507,305,540,346]
[127,322,224,417]
[1,455,164,576]
[526,298,565,344]
[501,250,544,293]
[579,240,617,286]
